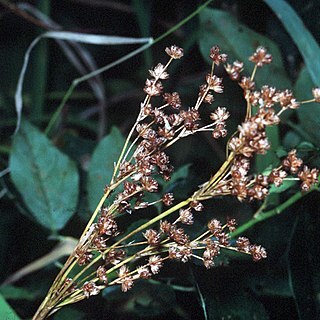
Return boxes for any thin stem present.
[83,199,192,275]
[230,189,314,238]
[250,64,257,81]
[300,98,315,104]
[110,96,149,184]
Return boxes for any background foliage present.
[0,0,320,319]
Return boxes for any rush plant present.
[32,45,319,319]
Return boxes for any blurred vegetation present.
[0,0,320,319]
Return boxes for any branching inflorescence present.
[32,45,319,319]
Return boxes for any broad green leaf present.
[283,131,302,150]
[0,294,20,320]
[288,212,320,318]
[9,120,79,231]
[87,127,125,211]
[294,67,320,144]
[199,8,290,89]
[264,0,320,86]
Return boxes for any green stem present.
[31,0,50,120]
[45,83,76,135]
[230,190,314,238]
[75,199,191,282]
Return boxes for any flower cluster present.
[192,46,320,202]
[33,45,319,319]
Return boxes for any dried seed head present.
[206,74,224,93]
[165,45,184,59]
[143,229,161,246]
[140,176,158,192]
[163,92,182,109]
[217,232,230,246]
[249,245,267,261]
[162,193,174,206]
[149,63,169,79]
[117,265,134,292]
[209,45,227,65]
[137,266,151,279]
[260,85,279,107]
[169,225,190,245]
[282,149,303,174]
[180,108,200,131]
[236,237,251,253]
[268,169,287,187]
[168,245,193,263]
[179,208,194,225]
[278,89,300,109]
[83,281,100,298]
[204,92,214,104]
[160,220,172,233]
[190,200,204,211]
[225,60,244,81]
[144,79,163,96]
[239,76,255,91]
[208,219,222,237]
[298,165,319,191]
[249,46,272,67]
[210,106,230,123]
[97,210,118,236]
[76,250,93,266]
[97,265,108,284]
[105,249,126,265]
[312,88,320,102]
[226,217,237,232]
[148,255,163,274]
[203,240,220,269]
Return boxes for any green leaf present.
[0,285,38,301]
[87,127,125,211]
[283,131,302,150]
[198,8,290,88]
[294,67,320,144]
[0,294,20,320]
[288,210,320,319]
[264,0,320,86]
[269,179,296,194]
[9,120,79,231]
